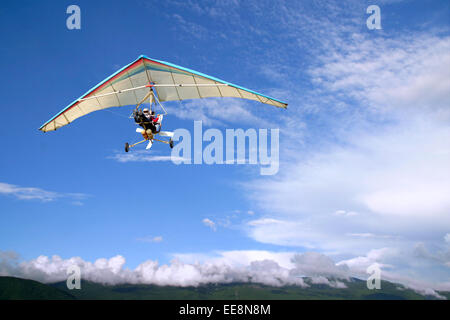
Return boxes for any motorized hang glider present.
[39,55,288,151]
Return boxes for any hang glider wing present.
[39,55,288,132]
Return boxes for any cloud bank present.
[0,250,448,298]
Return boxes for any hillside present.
[0,276,447,300]
[0,276,75,300]
[49,278,431,300]
[0,277,450,300]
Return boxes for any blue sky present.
[1,0,449,295]
[0,0,299,266]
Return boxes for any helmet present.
[143,108,150,113]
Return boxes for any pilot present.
[142,108,160,133]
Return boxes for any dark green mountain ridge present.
[1,276,448,300]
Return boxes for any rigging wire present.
[104,107,133,119]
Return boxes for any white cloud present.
[309,276,347,289]
[413,242,450,267]
[0,250,305,288]
[108,150,187,163]
[174,250,297,270]
[247,218,283,226]
[235,28,450,292]
[0,182,57,202]
[167,98,271,128]
[346,233,398,240]
[337,248,448,299]
[291,252,350,279]
[243,116,450,287]
[245,113,450,250]
[1,250,447,297]
[136,236,163,243]
[337,248,397,273]
[335,210,359,217]
[243,30,450,231]
[310,34,450,116]
[0,182,88,203]
[245,218,326,249]
[172,13,208,40]
[202,218,216,231]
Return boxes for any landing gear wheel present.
[125,142,130,153]
[169,139,174,149]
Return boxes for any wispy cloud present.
[0,182,89,203]
[202,218,216,231]
[136,236,163,243]
[334,210,359,217]
[171,13,209,40]
[167,98,272,128]
[108,150,187,163]
[236,8,450,288]
[309,34,450,117]
[346,233,399,240]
